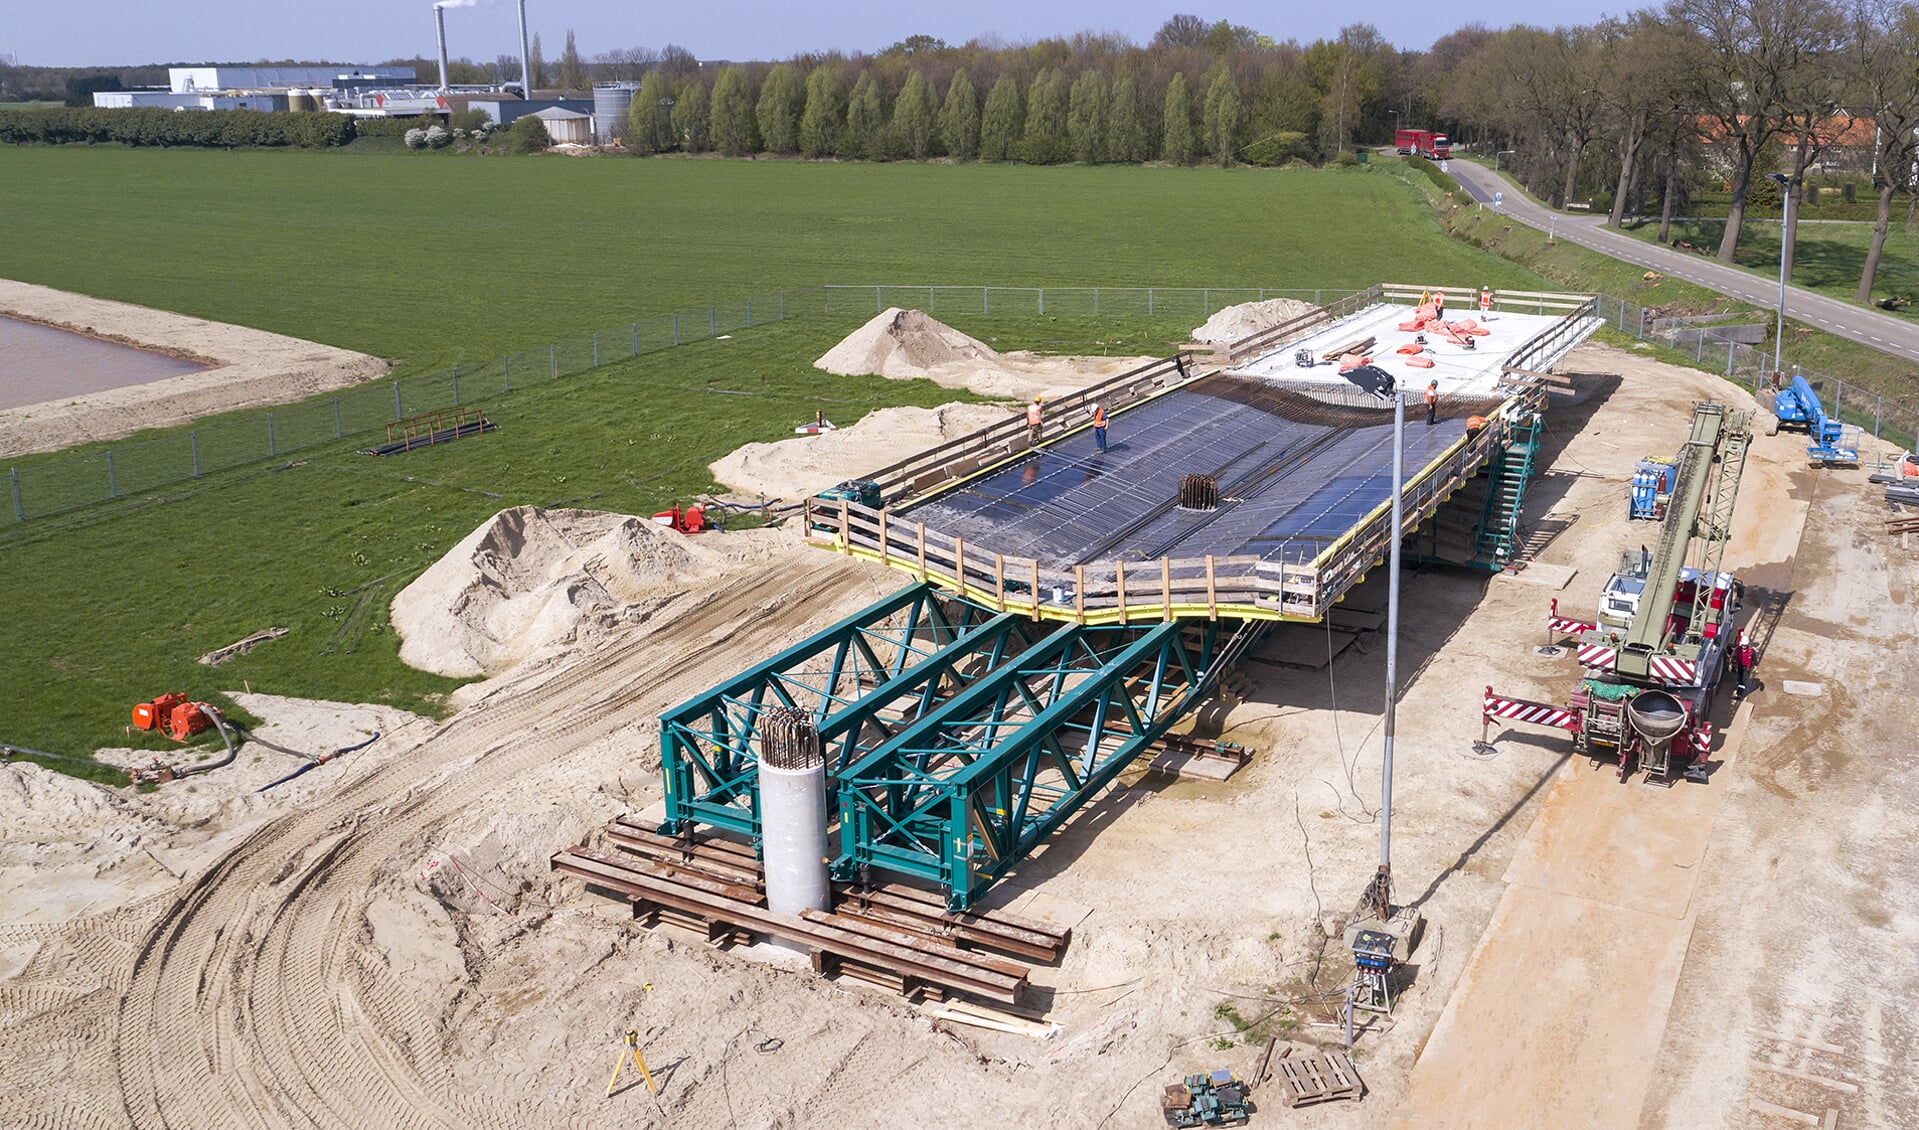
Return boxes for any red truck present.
[1393,128,1451,160]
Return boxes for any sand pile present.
[390,506,724,678]
[1190,297,1317,345]
[711,402,1009,501]
[814,308,1000,379]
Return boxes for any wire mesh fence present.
[4,290,799,526]
[9,284,1916,527]
[820,285,1344,322]
[1594,294,1919,451]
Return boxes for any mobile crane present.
[1483,402,1752,783]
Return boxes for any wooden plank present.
[1755,1063,1859,1094]
[1748,1099,1821,1126]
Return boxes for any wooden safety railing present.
[862,351,1200,505]
[1223,285,1382,365]
[803,284,1589,623]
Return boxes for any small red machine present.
[131,693,212,742]
[652,504,710,534]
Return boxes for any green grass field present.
[0,149,1541,374]
[0,149,1564,777]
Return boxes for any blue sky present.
[11,1,1570,68]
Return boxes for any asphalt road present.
[1446,159,1919,366]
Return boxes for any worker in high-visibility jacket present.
[1090,402,1109,452]
[1026,397,1044,445]
[1425,380,1439,426]
[1432,290,1447,322]
[1479,286,1494,319]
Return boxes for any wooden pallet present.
[1274,1050,1364,1107]
[554,823,1073,1006]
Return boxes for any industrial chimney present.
[516,0,533,100]
[433,4,450,93]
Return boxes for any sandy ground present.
[0,278,389,456]
[1,340,1911,1129]
[709,402,1012,501]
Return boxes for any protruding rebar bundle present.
[1178,474,1219,511]
[759,705,823,771]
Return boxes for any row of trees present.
[1433,0,1919,303]
[619,62,1307,166]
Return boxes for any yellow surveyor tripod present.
[605,1027,658,1097]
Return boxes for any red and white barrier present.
[1482,686,1581,738]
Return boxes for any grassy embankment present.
[0,151,1548,777]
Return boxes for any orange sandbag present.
[1453,318,1492,336]
[1337,353,1372,370]
[1416,302,1436,320]
[1395,343,1424,355]
[1407,356,1436,368]
[1395,320,1424,332]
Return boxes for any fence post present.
[1725,343,1735,377]
[710,307,717,336]
[632,323,639,355]
[8,468,21,523]
[550,343,557,378]
[106,450,117,498]
[929,286,936,313]
[1833,382,1842,419]
[1038,288,1044,315]
[779,290,785,321]
[267,414,276,456]
[1637,308,1646,338]
[191,431,200,477]
[394,382,403,419]
[504,356,511,392]
[747,299,753,327]
[1148,288,1153,316]
[592,333,599,367]
[453,368,461,405]
[1315,289,1322,306]
[1875,396,1882,438]
[1094,287,1100,316]
[1696,335,1704,362]
[1203,288,1209,315]
[875,285,882,314]
[984,287,990,316]
[334,398,343,438]
[673,314,680,346]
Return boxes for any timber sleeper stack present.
[552,817,1069,1007]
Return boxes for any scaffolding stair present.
[1474,412,1540,566]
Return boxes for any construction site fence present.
[4,290,799,526]
[1592,294,1919,452]
[819,284,1355,322]
[11,284,1916,526]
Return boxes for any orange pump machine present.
[132,694,212,742]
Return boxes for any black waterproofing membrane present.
[902,374,1505,567]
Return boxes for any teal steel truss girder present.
[832,618,1255,909]
[659,581,1039,838]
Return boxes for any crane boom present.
[1616,402,1751,681]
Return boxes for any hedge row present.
[0,107,356,148]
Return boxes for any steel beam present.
[833,619,1252,908]
[660,582,1035,837]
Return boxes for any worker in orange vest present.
[1733,628,1756,695]
[1026,397,1044,445]
[1425,380,1439,426]
[1090,402,1109,452]
[1432,290,1447,322]
[1479,286,1494,319]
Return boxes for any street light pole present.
[1370,384,1406,922]
[1495,149,1515,171]
[1768,173,1791,376]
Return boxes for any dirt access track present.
[0,341,1912,1128]
[0,279,388,456]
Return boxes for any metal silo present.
[592,82,638,146]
